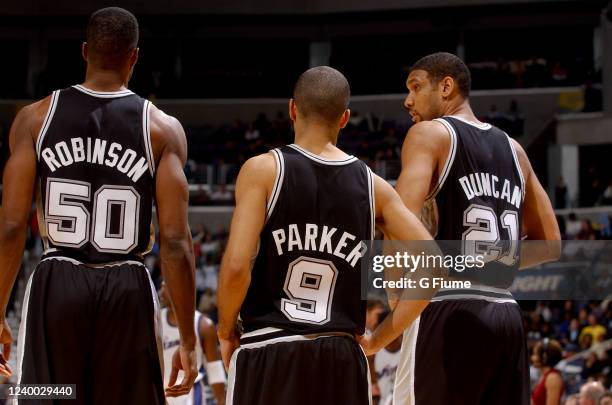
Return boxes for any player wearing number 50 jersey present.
[383,52,562,405]
[0,7,197,405]
[217,66,436,405]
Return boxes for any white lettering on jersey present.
[272,224,366,268]
[41,137,150,182]
[458,172,522,209]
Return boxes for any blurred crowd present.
[557,213,612,241]
[469,57,597,90]
[524,300,612,404]
[182,110,408,203]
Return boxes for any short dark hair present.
[411,52,471,98]
[293,66,350,122]
[536,338,563,367]
[86,7,139,68]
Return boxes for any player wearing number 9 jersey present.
[388,52,562,405]
[217,66,436,405]
[0,7,198,405]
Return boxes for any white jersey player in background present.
[159,282,227,405]
[373,310,402,405]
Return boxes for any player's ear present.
[130,48,139,68]
[441,76,454,99]
[339,109,350,129]
[82,42,88,62]
[289,99,297,122]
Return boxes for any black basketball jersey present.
[240,144,374,337]
[36,85,155,264]
[428,116,525,289]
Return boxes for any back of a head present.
[86,7,139,69]
[293,66,350,124]
[582,382,606,404]
[538,338,563,368]
[411,52,471,99]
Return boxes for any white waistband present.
[40,256,145,268]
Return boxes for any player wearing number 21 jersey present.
[387,52,562,405]
[0,7,198,404]
[217,66,435,405]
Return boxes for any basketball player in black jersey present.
[217,66,436,405]
[0,8,197,404]
[370,52,561,404]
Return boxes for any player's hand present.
[357,333,379,357]
[165,343,197,397]
[0,318,13,377]
[371,382,381,404]
[219,330,240,371]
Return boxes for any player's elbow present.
[0,217,27,242]
[160,232,191,258]
[220,256,250,283]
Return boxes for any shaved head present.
[86,7,139,69]
[293,66,350,123]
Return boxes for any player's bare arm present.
[150,105,198,397]
[360,175,439,356]
[0,97,50,377]
[395,120,450,216]
[217,152,275,368]
[200,316,227,405]
[512,139,561,269]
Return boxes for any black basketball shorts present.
[16,257,165,405]
[226,333,371,405]
[393,296,529,405]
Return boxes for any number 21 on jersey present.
[462,203,519,266]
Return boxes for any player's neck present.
[82,67,129,92]
[293,125,345,158]
[442,99,479,123]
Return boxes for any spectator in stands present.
[374,310,402,405]
[531,338,565,405]
[556,178,569,209]
[566,213,583,240]
[253,112,271,136]
[579,381,605,405]
[581,314,607,344]
[565,394,580,405]
[579,309,590,328]
[192,185,211,205]
[506,99,525,135]
[600,181,612,206]
[599,392,612,405]
[552,61,569,84]
[244,124,260,141]
[366,300,385,333]
[348,110,367,130]
[365,300,386,402]
[210,184,233,202]
[577,220,597,241]
[564,318,582,348]
[582,352,604,380]
[201,232,220,261]
[592,333,608,360]
[485,104,503,123]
